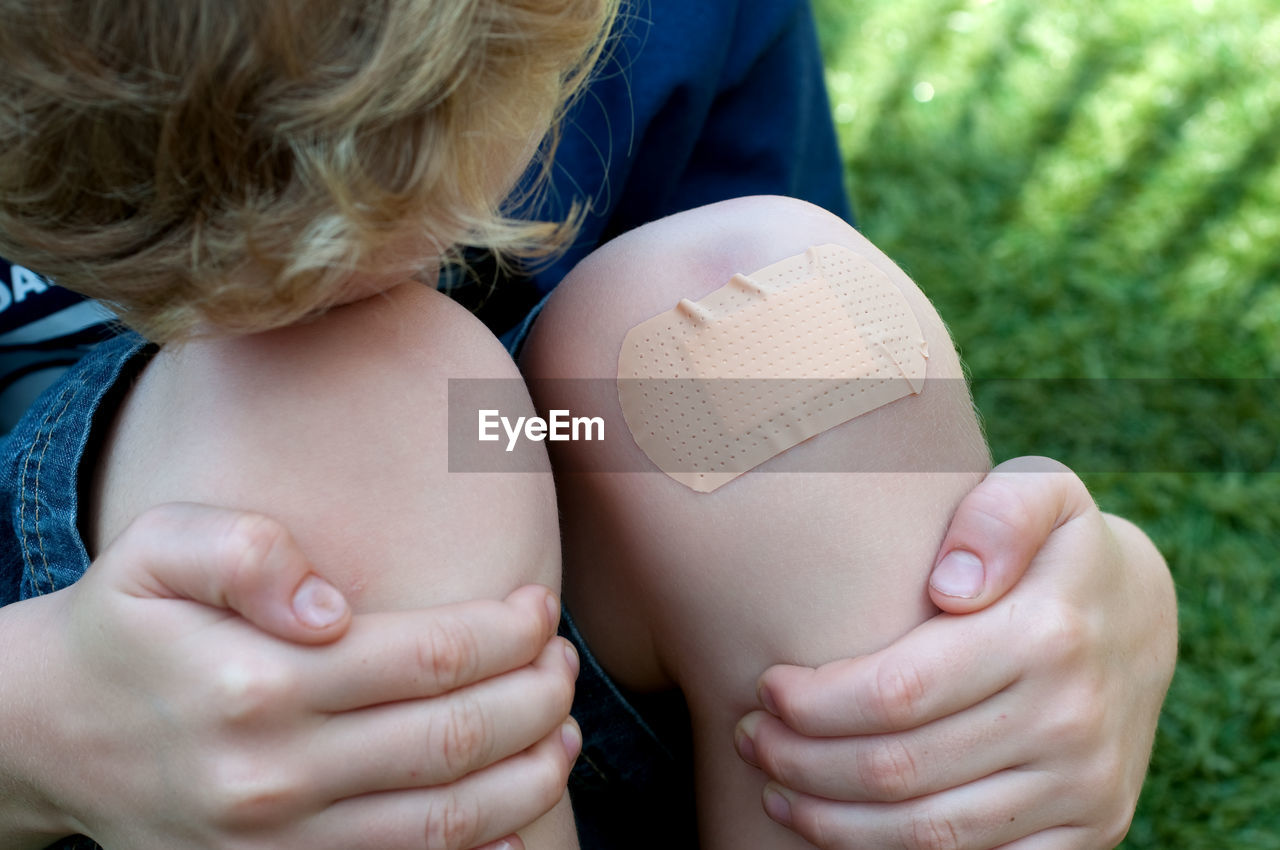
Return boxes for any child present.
[0,1,1170,849]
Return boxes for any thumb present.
[97,502,351,644]
[929,456,1095,613]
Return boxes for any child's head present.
[0,0,616,341]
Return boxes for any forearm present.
[0,594,76,849]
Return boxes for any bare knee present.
[526,194,975,390]
[522,196,989,691]
[96,282,561,611]
[296,284,563,607]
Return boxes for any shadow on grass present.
[817,1,1280,846]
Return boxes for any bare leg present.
[521,196,989,848]
[90,283,579,848]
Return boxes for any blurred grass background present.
[811,0,1280,846]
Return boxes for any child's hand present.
[16,503,577,850]
[737,458,1177,849]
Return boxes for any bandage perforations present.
[617,244,929,493]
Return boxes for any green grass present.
[814,0,1280,846]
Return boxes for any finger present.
[737,690,1027,802]
[995,827,1102,849]
[306,722,580,850]
[314,637,577,798]
[762,768,1067,850]
[300,585,561,710]
[929,456,1095,614]
[99,502,350,644]
[756,610,1023,736]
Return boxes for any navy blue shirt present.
[457,0,851,334]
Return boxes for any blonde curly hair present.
[0,0,617,341]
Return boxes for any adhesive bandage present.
[617,244,929,493]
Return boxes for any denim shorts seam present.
[19,377,82,596]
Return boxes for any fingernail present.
[545,591,561,631]
[734,723,759,767]
[292,575,348,628]
[561,721,582,762]
[931,550,984,599]
[758,682,780,716]
[483,839,518,850]
[762,784,793,827]
[563,640,580,678]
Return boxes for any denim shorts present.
[0,326,696,850]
